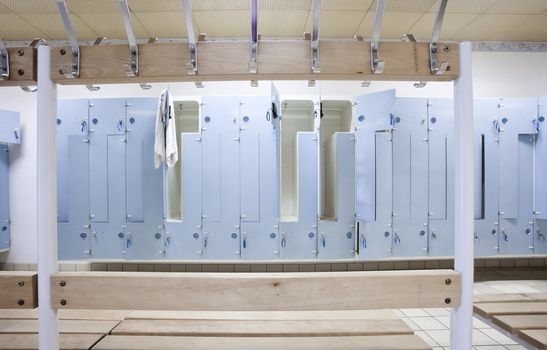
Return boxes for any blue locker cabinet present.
[56,100,91,259]
[498,98,538,255]
[0,108,19,252]
[240,96,280,260]
[536,96,547,254]
[474,99,501,256]
[355,90,396,259]
[391,98,429,257]
[427,99,455,257]
[201,97,241,259]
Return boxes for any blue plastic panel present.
[280,132,319,259]
[0,144,9,251]
[391,98,429,257]
[536,96,547,253]
[474,99,501,256]
[0,109,20,144]
[318,132,356,259]
[201,97,241,259]
[427,98,454,256]
[240,96,280,260]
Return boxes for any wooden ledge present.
[0,271,38,309]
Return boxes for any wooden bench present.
[493,315,547,333]
[474,293,547,303]
[474,302,547,318]
[518,330,547,350]
[0,334,104,350]
[0,319,119,335]
[0,272,38,309]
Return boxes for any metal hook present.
[370,0,386,74]
[118,0,138,77]
[429,0,449,75]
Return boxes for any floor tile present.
[426,308,450,317]
[479,328,518,345]
[415,330,440,347]
[401,318,420,331]
[401,308,430,317]
[423,330,451,347]
[473,329,502,346]
[412,316,448,330]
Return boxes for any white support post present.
[37,45,59,350]
[450,41,474,350]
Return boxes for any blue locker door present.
[317,132,356,259]
[428,99,454,256]
[280,132,318,259]
[201,97,241,259]
[165,133,204,259]
[474,99,500,256]
[240,96,279,260]
[498,98,537,255]
[56,99,91,259]
[536,96,547,253]
[89,99,127,258]
[0,145,9,251]
[125,98,165,259]
[392,98,429,257]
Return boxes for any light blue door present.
[536,96,547,253]
[0,144,9,251]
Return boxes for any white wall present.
[1,50,546,263]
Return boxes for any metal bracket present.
[414,81,427,88]
[360,81,371,87]
[249,0,258,74]
[20,39,45,92]
[84,38,106,91]
[118,0,138,77]
[56,0,80,79]
[370,0,386,74]
[0,39,8,80]
[429,0,449,75]
[310,0,321,74]
[182,0,197,75]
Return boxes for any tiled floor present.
[400,278,547,349]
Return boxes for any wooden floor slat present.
[474,302,547,318]
[0,333,104,350]
[474,293,547,303]
[92,335,432,350]
[0,319,119,334]
[111,319,412,337]
[517,329,547,350]
[493,315,547,333]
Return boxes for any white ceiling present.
[0,0,546,42]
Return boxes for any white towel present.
[154,89,178,169]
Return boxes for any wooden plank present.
[46,40,458,85]
[111,319,412,337]
[125,309,399,321]
[474,293,547,303]
[0,47,37,86]
[492,315,547,333]
[51,270,460,311]
[93,335,432,350]
[0,272,38,309]
[0,309,128,321]
[0,319,119,334]
[517,329,547,350]
[474,302,547,318]
[0,333,104,350]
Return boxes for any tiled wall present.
[1,257,547,272]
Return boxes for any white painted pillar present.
[37,45,59,350]
[450,41,474,350]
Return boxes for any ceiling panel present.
[486,0,547,14]
[406,13,479,41]
[19,13,98,40]
[192,0,248,11]
[193,10,248,37]
[0,0,59,14]
[428,0,498,14]
[355,11,423,39]
[259,10,308,37]
[65,0,120,14]
[127,0,183,13]
[322,0,374,11]
[500,15,547,41]
[0,4,11,14]
[133,12,187,38]
[385,0,436,13]
[0,13,46,40]
[304,11,366,38]
[451,14,530,41]
[76,13,150,39]
[259,0,311,11]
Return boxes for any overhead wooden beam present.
[0,47,37,86]
[43,40,459,85]
[51,270,460,311]
[0,271,38,309]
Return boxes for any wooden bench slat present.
[111,319,412,337]
[474,302,547,318]
[92,335,432,350]
[517,329,547,350]
[0,309,129,321]
[474,293,547,303]
[0,320,119,334]
[0,333,104,350]
[0,272,37,309]
[493,315,547,333]
[51,271,460,311]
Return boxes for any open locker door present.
[355,89,396,259]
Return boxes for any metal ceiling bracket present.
[308,80,316,87]
[361,81,371,87]
[56,0,80,79]
[21,39,45,92]
[118,0,138,77]
[370,0,386,75]
[195,81,204,88]
[414,81,427,88]
[310,0,321,74]
[182,0,197,75]
[250,79,258,87]
[0,39,8,80]
[21,86,37,93]
[249,0,258,74]
[429,0,449,75]
[84,38,105,91]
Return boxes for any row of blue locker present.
[56,90,546,260]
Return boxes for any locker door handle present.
[281,235,286,248]
[394,233,401,245]
[321,234,326,248]
[361,236,367,248]
[430,231,437,239]
[13,130,19,140]
[503,231,509,242]
[243,237,247,249]
[538,231,545,243]
[474,233,480,244]
[117,120,124,132]
[81,120,87,132]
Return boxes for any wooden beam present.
[46,40,458,85]
[51,270,460,311]
[0,272,38,309]
[0,47,37,86]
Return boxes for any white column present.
[37,45,59,350]
[450,41,474,349]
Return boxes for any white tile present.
[479,328,518,345]
[473,329,501,346]
[415,330,440,347]
[401,318,420,331]
[401,308,430,317]
[423,329,450,347]
[435,316,450,328]
[412,317,447,330]
[473,346,507,350]
[505,345,530,350]
[473,317,491,329]
[426,308,450,317]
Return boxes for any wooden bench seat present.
[0,333,104,350]
[474,293,547,303]
[517,329,547,350]
[92,335,432,350]
[0,319,119,335]
[0,309,129,321]
[474,302,547,318]
[493,315,547,333]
